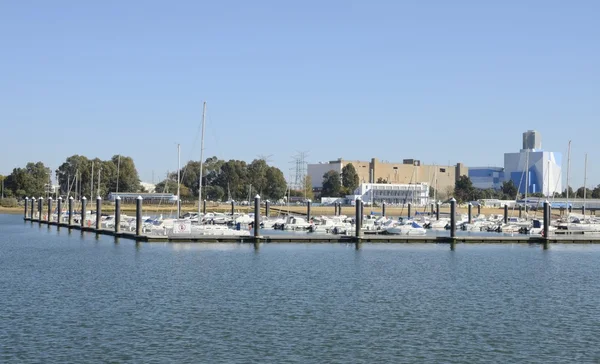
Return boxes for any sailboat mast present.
[525,149,529,204]
[198,101,206,218]
[566,140,571,208]
[547,160,550,198]
[584,153,588,211]
[177,144,181,218]
[90,161,94,199]
[434,165,438,203]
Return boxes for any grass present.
[2,203,565,219]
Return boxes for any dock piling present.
[81,197,87,228]
[266,200,270,217]
[38,197,43,222]
[135,196,142,236]
[203,199,206,215]
[68,197,74,226]
[307,199,311,222]
[543,200,550,250]
[24,197,28,219]
[254,195,260,238]
[115,196,121,234]
[468,202,472,224]
[450,198,457,239]
[57,197,62,225]
[407,202,412,219]
[477,204,481,216]
[231,200,235,216]
[519,205,522,218]
[47,197,53,222]
[96,196,102,230]
[355,198,362,239]
[382,201,386,217]
[504,204,508,224]
[30,197,35,220]
[436,202,440,221]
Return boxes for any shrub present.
[0,198,18,208]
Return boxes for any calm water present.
[1,214,600,363]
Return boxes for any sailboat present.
[167,102,250,238]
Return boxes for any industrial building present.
[307,158,467,199]
[469,167,505,190]
[345,182,430,206]
[468,130,562,196]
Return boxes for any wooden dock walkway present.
[22,217,600,245]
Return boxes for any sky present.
[1,1,599,189]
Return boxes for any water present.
[1,213,600,363]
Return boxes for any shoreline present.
[1,204,562,218]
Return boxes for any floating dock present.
[22,217,600,245]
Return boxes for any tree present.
[5,162,50,198]
[454,175,476,203]
[248,159,269,197]
[501,180,518,200]
[56,155,91,196]
[155,179,192,198]
[322,170,342,197]
[110,155,141,193]
[593,185,600,199]
[376,177,388,184]
[575,187,593,198]
[264,166,287,200]
[429,186,435,198]
[204,185,225,201]
[561,187,574,198]
[303,175,314,201]
[341,163,359,192]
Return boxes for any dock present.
[22,217,600,245]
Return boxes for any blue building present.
[468,167,504,190]
[503,131,562,195]
[469,131,562,196]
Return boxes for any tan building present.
[307,158,468,199]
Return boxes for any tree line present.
[1,155,293,203]
[1,155,141,199]
[453,175,600,203]
[154,157,289,202]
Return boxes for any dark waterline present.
[1,214,599,363]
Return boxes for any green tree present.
[593,185,600,199]
[264,166,287,200]
[248,159,269,197]
[376,177,388,184]
[501,180,518,200]
[429,186,435,198]
[561,187,574,198]
[453,175,476,203]
[204,185,225,201]
[215,160,248,200]
[110,155,141,193]
[6,162,50,197]
[56,155,91,196]
[303,175,314,200]
[575,187,592,198]
[322,170,342,197]
[341,163,359,192]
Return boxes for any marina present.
[20,195,600,246]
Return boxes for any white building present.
[346,183,430,206]
[504,131,562,196]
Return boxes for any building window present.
[440,168,446,173]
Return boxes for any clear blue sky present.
[1,1,599,188]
